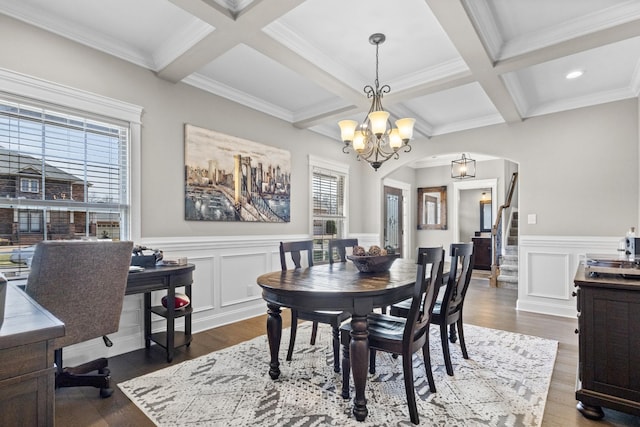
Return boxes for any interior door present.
[383,186,403,256]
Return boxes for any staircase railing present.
[490,172,518,287]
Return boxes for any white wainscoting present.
[64,233,377,367]
[517,235,619,318]
[64,233,619,366]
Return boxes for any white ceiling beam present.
[425,0,522,123]
[495,18,640,74]
[246,35,364,108]
[159,0,306,83]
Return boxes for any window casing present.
[311,158,349,263]
[0,97,131,274]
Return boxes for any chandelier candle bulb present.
[396,118,416,142]
[338,120,357,142]
[389,128,402,149]
[368,111,390,136]
[353,130,366,151]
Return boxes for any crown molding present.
[183,73,293,122]
[500,2,640,60]
[152,19,215,71]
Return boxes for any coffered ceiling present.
[1,0,639,150]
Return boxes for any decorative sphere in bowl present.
[161,292,191,310]
[347,254,401,273]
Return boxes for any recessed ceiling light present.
[566,70,584,80]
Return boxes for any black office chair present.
[340,247,445,425]
[328,238,358,264]
[281,240,351,373]
[25,240,134,397]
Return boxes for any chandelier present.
[451,153,476,179]
[338,33,415,171]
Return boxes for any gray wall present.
[0,14,366,239]
[379,99,639,239]
[1,13,639,245]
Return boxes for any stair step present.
[497,275,518,284]
[504,246,518,255]
[501,259,517,268]
[501,264,518,274]
[497,279,518,290]
[498,211,518,290]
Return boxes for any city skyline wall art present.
[184,124,291,222]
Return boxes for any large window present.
[311,161,348,263]
[0,98,130,274]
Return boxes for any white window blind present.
[312,166,346,263]
[0,98,130,271]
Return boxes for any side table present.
[126,264,195,362]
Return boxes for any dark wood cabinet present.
[472,237,491,270]
[574,264,640,419]
[0,283,64,427]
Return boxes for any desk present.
[126,264,195,362]
[0,283,65,427]
[257,258,418,422]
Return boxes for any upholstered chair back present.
[25,240,134,349]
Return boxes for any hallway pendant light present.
[451,153,476,179]
[338,33,415,171]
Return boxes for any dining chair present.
[328,238,358,264]
[391,242,475,376]
[340,246,445,425]
[280,240,351,373]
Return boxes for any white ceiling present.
[1,0,640,167]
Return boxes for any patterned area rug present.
[119,323,557,426]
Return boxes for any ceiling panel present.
[0,0,213,70]
[504,36,640,117]
[191,43,346,122]
[402,82,503,135]
[0,0,639,162]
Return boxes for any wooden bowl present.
[346,254,400,273]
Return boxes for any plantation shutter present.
[312,166,346,263]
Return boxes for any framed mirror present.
[417,186,447,230]
[480,199,492,232]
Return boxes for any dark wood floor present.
[55,275,640,426]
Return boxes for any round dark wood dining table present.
[256,258,419,422]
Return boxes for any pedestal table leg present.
[350,313,369,421]
[266,303,282,380]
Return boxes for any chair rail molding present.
[517,235,619,318]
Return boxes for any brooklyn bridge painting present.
[184,124,291,222]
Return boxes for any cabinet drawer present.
[0,342,49,381]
